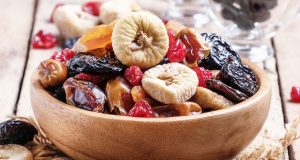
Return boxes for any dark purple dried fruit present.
[0,120,37,145]
[199,33,241,70]
[218,60,259,96]
[64,77,106,112]
[49,84,66,102]
[206,79,248,103]
[68,53,125,77]
[62,37,79,49]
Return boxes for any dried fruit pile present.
[37,11,259,118]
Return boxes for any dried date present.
[218,61,259,96]
[206,79,248,103]
[199,33,241,70]
[0,120,37,145]
[68,53,125,77]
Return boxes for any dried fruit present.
[53,4,99,39]
[68,53,124,77]
[206,79,249,103]
[51,48,76,64]
[106,76,134,115]
[112,12,169,69]
[64,78,106,112]
[0,120,37,145]
[165,20,186,34]
[142,63,198,104]
[218,60,259,96]
[50,84,66,102]
[131,85,147,102]
[75,73,105,85]
[199,33,241,70]
[72,24,113,53]
[178,28,210,64]
[193,67,212,88]
[38,59,68,88]
[192,87,234,110]
[0,144,33,160]
[291,86,300,103]
[82,1,102,16]
[50,3,64,22]
[166,29,187,63]
[62,37,79,49]
[32,30,57,49]
[153,102,202,117]
[124,66,143,86]
[128,100,154,118]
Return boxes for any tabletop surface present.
[0,0,299,159]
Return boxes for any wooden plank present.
[274,18,300,160]
[0,0,36,121]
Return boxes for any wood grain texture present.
[274,16,300,160]
[0,0,35,121]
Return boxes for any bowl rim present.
[31,59,271,123]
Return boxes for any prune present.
[0,120,37,145]
[68,53,125,77]
[61,37,78,49]
[49,84,66,102]
[218,60,259,96]
[63,78,106,112]
[199,33,241,70]
[206,79,248,103]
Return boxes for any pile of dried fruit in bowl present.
[37,11,259,118]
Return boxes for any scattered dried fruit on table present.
[82,1,102,16]
[128,100,154,118]
[0,144,33,160]
[199,33,241,70]
[290,86,300,103]
[166,29,187,63]
[62,37,79,49]
[142,63,198,104]
[32,30,57,49]
[218,60,259,96]
[112,11,169,69]
[68,53,124,77]
[124,66,143,86]
[106,76,134,114]
[38,59,68,88]
[0,120,37,145]
[50,3,64,22]
[206,79,249,103]
[165,20,186,34]
[51,48,76,64]
[153,102,202,117]
[193,67,212,88]
[64,78,106,112]
[192,86,234,110]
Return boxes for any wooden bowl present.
[30,60,271,160]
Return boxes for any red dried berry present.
[32,30,57,49]
[128,100,154,118]
[291,86,300,103]
[166,29,187,63]
[193,67,212,88]
[124,66,143,86]
[75,73,103,85]
[50,3,64,22]
[51,48,76,63]
[82,1,102,16]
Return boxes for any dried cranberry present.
[75,73,104,85]
[166,30,187,63]
[51,48,76,63]
[82,1,101,16]
[291,86,300,103]
[50,3,64,22]
[128,100,154,118]
[124,66,143,86]
[32,30,57,49]
[193,67,212,88]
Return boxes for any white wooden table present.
[0,0,299,159]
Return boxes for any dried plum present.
[218,60,259,96]
[49,84,66,102]
[0,120,37,145]
[68,53,125,77]
[206,79,248,103]
[199,33,241,70]
[64,77,106,112]
[62,37,79,49]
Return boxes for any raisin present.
[0,120,37,145]
[218,60,259,96]
[206,79,248,103]
[68,53,125,77]
[199,33,241,70]
[63,78,106,112]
